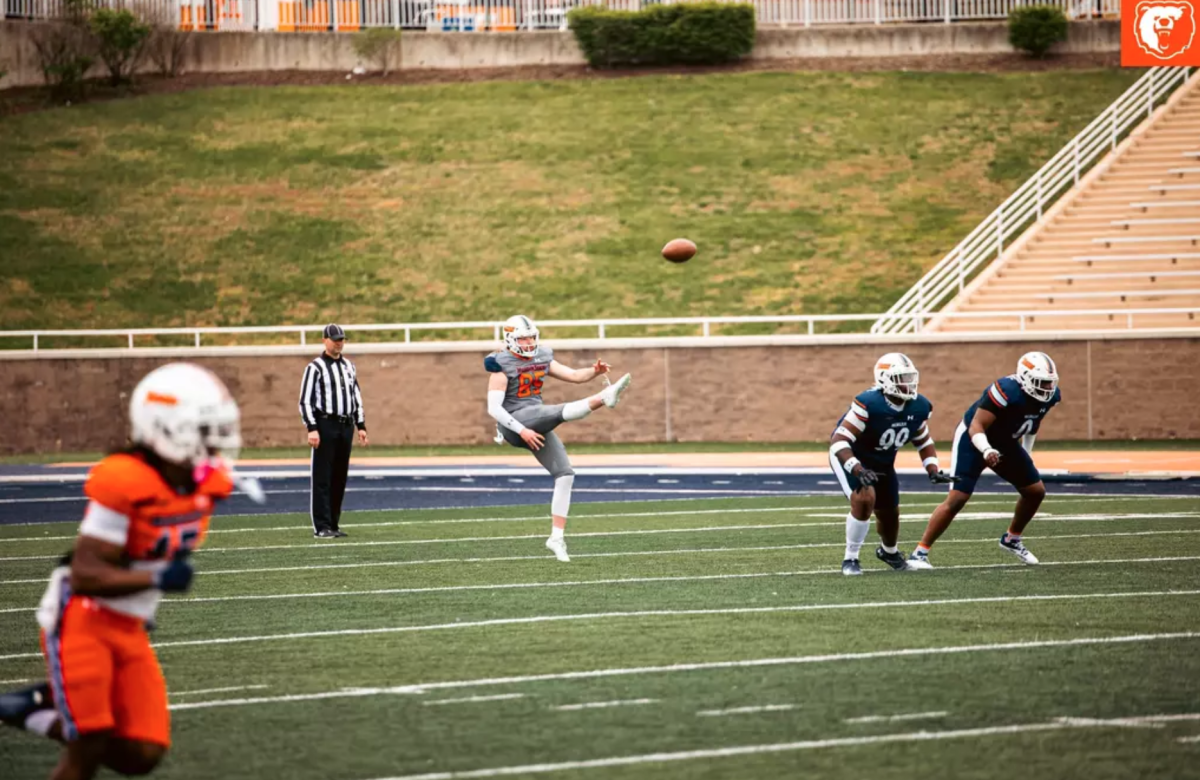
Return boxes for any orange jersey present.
[66,452,232,622]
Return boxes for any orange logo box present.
[1122,0,1199,65]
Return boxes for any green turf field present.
[0,69,1140,338]
[2,492,1199,779]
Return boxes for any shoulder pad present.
[84,454,158,515]
[484,354,503,373]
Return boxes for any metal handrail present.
[872,66,1198,335]
[3,308,1198,351]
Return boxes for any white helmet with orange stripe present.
[129,363,242,468]
[503,314,539,359]
[873,352,919,401]
[1016,352,1059,403]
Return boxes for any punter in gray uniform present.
[486,314,632,562]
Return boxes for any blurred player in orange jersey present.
[0,363,244,780]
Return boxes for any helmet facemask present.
[1017,353,1058,403]
[503,315,540,359]
[874,354,919,402]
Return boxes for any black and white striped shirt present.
[299,354,366,431]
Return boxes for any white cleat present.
[546,536,571,562]
[600,373,632,408]
[906,551,934,571]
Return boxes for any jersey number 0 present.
[517,371,546,399]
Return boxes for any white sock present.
[25,709,58,737]
[844,513,870,560]
[881,544,898,554]
[562,400,592,421]
[550,525,564,540]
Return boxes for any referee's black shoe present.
[314,529,338,539]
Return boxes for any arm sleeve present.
[488,390,526,434]
[78,501,130,547]
[299,364,319,431]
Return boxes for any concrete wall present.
[0,20,1120,89]
[1,335,1195,454]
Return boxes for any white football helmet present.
[503,314,539,359]
[874,353,919,401]
[1016,352,1058,403]
[129,363,242,468]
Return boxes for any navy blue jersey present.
[964,375,1061,449]
[835,388,934,470]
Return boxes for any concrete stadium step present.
[963,291,1200,310]
[936,311,1198,332]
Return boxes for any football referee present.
[299,324,369,538]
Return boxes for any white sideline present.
[553,699,657,711]
[0,491,1192,531]
[1178,735,1200,743]
[423,694,526,707]
[1,506,1195,547]
[845,711,948,724]
[356,714,1200,780]
[2,553,1200,613]
[696,704,799,717]
[161,633,1200,714]
[2,589,1196,661]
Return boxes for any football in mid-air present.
[662,238,697,263]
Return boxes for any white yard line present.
[3,548,1200,591]
[422,694,526,707]
[158,633,1200,712]
[845,711,948,724]
[354,715,1200,780]
[0,678,30,684]
[696,704,800,717]
[3,504,1194,546]
[1177,735,1200,743]
[170,685,269,697]
[2,590,1195,661]
[3,514,1197,561]
[553,699,658,711]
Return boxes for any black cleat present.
[875,546,912,571]
[332,530,348,538]
[0,683,52,729]
[314,529,337,539]
[841,558,863,576]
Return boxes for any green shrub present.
[1008,5,1068,58]
[90,9,151,85]
[569,3,755,69]
[351,28,402,75]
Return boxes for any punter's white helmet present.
[503,314,539,359]
[1016,352,1059,403]
[873,353,919,402]
[129,363,242,468]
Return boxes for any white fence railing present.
[2,308,1197,351]
[1,0,1120,29]
[873,66,1199,336]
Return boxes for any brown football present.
[662,238,697,263]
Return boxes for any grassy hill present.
[0,69,1139,336]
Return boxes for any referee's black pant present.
[311,416,354,533]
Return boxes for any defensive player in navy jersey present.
[485,315,632,563]
[908,352,1061,569]
[828,353,954,576]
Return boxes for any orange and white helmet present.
[129,363,242,468]
[503,314,539,359]
[874,353,919,401]
[1016,352,1058,403]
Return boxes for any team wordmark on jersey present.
[1122,0,1198,65]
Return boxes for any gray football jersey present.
[484,346,555,412]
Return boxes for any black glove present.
[853,465,879,488]
[928,469,955,485]
[154,550,195,593]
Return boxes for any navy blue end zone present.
[2,471,1198,526]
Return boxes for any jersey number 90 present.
[878,427,911,450]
